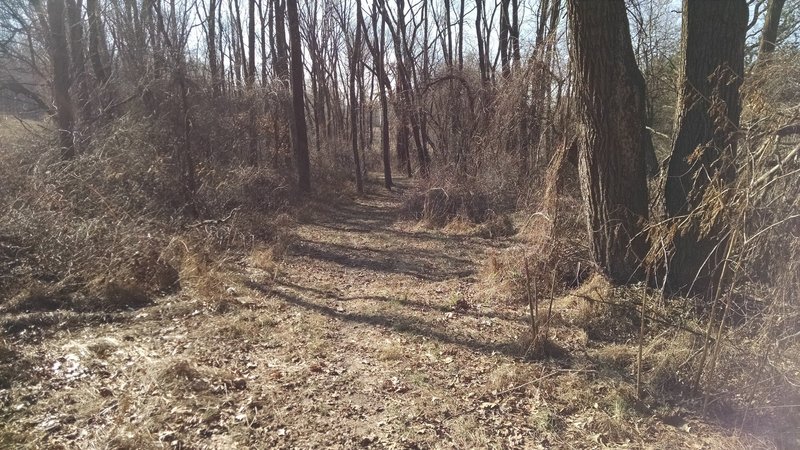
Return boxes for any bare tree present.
[350,0,364,193]
[286,0,310,192]
[758,0,786,59]
[46,0,76,158]
[206,0,220,96]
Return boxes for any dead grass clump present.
[477,196,590,311]
[214,314,262,341]
[477,246,526,304]
[162,359,204,383]
[643,332,695,395]
[484,364,532,395]
[1,284,73,314]
[0,341,19,389]
[400,186,491,228]
[475,212,516,238]
[247,246,279,274]
[569,276,642,343]
[589,414,636,445]
[105,431,160,450]
[376,341,406,361]
[159,358,246,395]
[161,240,236,301]
[594,344,637,370]
[95,282,152,310]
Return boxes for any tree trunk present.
[207,0,220,96]
[499,0,510,77]
[350,0,364,194]
[259,0,268,85]
[567,0,650,283]
[286,0,311,192]
[510,0,520,66]
[366,0,392,188]
[248,0,257,164]
[248,0,256,84]
[218,0,226,94]
[475,0,488,85]
[47,0,76,159]
[665,0,747,294]
[273,0,288,79]
[65,0,91,123]
[86,0,108,86]
[758,0,786,60]
[457,0,464,70]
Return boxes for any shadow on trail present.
[251,281,533,361]
[288,239,475,282]
[275,279,530,325]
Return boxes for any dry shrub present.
[642,52,800,430]
[642,332,695,395]
[478,155,590,310]
[400,185,490,227]
[158,358,244,394]
[562,275,643,343]
[0,114,295,319]
[594,344,637,369]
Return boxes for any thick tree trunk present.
[665,0,747,294]
[286,0,311,192]
[567,0,650,283]
[47,0,76,159]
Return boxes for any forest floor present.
[0,177,782,449]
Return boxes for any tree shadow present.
[288,239,476,281]
[274,279,530,325]
[256,282,532,360]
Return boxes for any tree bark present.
[499,0,510,77]
[248,0,257,164]
[758,0,786,59]
[567,0,650,283]
[457,0,464,70]
[273,0,288,79]
[350,0,364,193]
[65,0,91,123]
[665,0,747,294]
[475,0,488,85]
[86,0,108,86]
[378,24,392,189]
[207,0,220,96]
[286,0,311,192]
[47,0,76,159]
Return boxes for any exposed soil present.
[0,178,782,449]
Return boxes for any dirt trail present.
[1,178,753,449]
